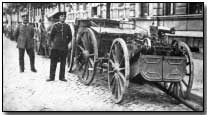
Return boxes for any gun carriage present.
[67,18,194,103]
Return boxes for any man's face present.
[22,15,29,24]
[59,14,66,22]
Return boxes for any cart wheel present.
[67,25,75,72]
[75,28,98,85]
[165,41,194,99]
[108,38,130,103]
[67,41,74,72]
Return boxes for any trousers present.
[19,48,35,71]
[49,49,68,80]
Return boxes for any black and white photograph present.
[2,2,205,111]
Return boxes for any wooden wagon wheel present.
[67,39,75,72]
[108,38,130,103]
[165,41,194,99]
[67,24,75,72]
[75,28,98,85]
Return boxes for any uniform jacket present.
[50,22,72,51]
[14,23,35,49]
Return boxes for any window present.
[92,7,97,17]
[66,3,72,12]
[83,3,87,11]
[141,3,149,17]
[174,3,203,15]
[188,3,203,14]
[153,3,163,16]
[174,3,187,15]
[164,3,174,15]
[118,3,124,7]
[76,4,79,11]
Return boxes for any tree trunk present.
[10,14,14,40]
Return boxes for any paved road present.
[3,36,203,111]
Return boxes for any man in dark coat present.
[14,12,37,73]
[47,12,72,82]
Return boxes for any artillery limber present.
[67,18,194,104]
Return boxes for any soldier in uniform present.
[14,12,37,73]
[47,12,72,82]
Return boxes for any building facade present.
[7,3,203,52]
[64,3,204,52]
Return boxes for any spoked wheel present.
[108,38,130,103]
[67,24,75,72]
[67,41,74,72]
[74,28,98,85]
[165,41,194,99]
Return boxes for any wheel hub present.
[113,63,120,73]
[82,50,89,61]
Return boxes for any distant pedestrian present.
[14,12,37,73]
[47,12,72,82]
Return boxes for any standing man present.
[14,12,37,73]
[47,12,72,82]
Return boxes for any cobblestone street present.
[3,36,203,111]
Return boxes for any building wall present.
[132,3,203,31]
[29,3,204,51]
[63,3,203,50]
[64,3,203,32]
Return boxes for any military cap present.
[53,12,66,19]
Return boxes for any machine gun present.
[150,25,175,43]
[139,25,177,56]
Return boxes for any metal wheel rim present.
[67,24,75,72]
[75,28,98,85]
[165,41,194,99]
[108,38,130,103]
